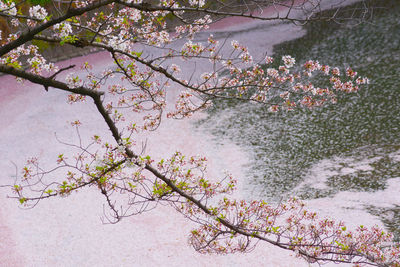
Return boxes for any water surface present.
[200,0,400,239]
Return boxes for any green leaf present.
[132,51,142,58]
[44,189,53,195]
[60,35,78,46]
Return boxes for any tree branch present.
[0,0,115,57]
[0,64,103,97]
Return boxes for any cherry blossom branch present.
[0,0,115,57]
[1,65,316,260]
[0,64,103,97]
[1,1,397,266]
[116,0,358,24]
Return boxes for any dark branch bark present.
[0,64,103,97]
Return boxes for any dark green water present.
[200,0,400,239]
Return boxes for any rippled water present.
[200,0,400,239]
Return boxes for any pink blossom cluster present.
[0,44,57,75]
[0,1,17,16]
[29,5,48,21]
[188,197,400,266]
[164,38,369,116]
